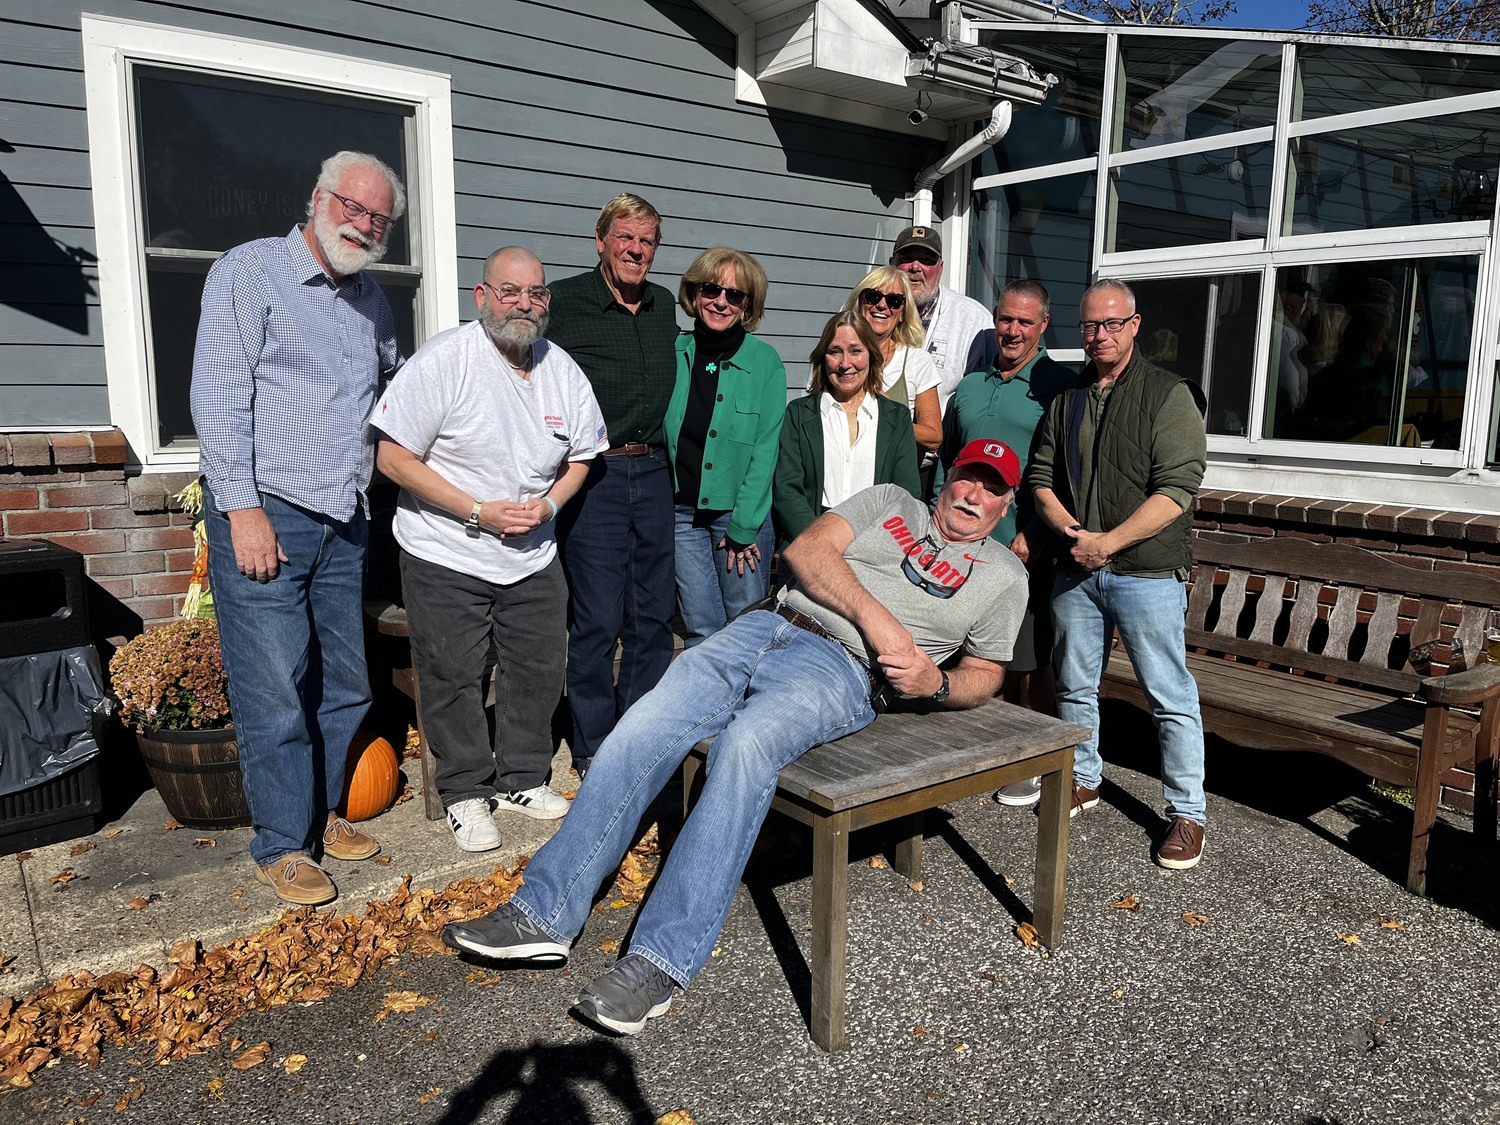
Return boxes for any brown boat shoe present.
[255,853,336,906]
[1071,783,1101,818]
[1154,816,1206,870]
[323,815,380,862]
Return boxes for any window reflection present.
[1126,274,1261,437]
[977,32,1106,175]
[1268,257,1476,447]
[1287,113,1500,235]
[968,172,1095,346]
[1118,38,1281,152]
[1297,43,1500,120]
[1113,142,1274,252]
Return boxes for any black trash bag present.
[0,646,113,797]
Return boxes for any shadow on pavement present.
[435,1038,658,1125]
[1096,699,1500,930]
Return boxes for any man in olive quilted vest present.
[1028,278,1210,870]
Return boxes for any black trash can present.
[0,540,108,854]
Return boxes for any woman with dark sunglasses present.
[773,311,922,550]
[837,266,942,453]
[664,247,786,646]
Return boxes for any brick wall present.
[1194,488,1500,814]
[0,429,199,638]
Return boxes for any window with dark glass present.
[1266,256,1477,448]
[134,68,417,449]
[1124,274,1262,438]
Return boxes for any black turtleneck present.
[674,321,746,506]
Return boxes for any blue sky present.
[1201,1,1314,31]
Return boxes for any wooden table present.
[683,700,1088,1052]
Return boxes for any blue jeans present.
[558,450,676,766]
[1052,569,1206,824]
[511,610,875,986]
[673,506,774,648]
[205,490,372,865]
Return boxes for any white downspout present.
[910,100,1013,226]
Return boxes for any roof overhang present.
[694,0,1052,138]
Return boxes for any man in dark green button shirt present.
[546,194,680,776]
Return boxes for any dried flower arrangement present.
[109,618,232,734]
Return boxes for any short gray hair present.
[307,150,407,222]
[999,278,1051,318]
[1082,277,1136,313]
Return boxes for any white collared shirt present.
[818,391,880,511]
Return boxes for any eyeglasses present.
[327,191,394,235]
[1080,315,1138,337]
[899,535,975,600]
[861,289,906,311]
[483,282,552,305]
[697,282,748,307]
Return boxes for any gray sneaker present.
[440,901,569,963]
[572,954,675,1036]
[994,777,1042,807]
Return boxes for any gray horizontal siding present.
[0,0,931,426]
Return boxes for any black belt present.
[773,604,879,691]
[603,442,660,457]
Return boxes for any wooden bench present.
[1098,536,1500,896]
[682,700,1088,1053]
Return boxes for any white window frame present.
[82,15,458,471]
[963,22,1500,511]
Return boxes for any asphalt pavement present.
[3,703,1500,1125]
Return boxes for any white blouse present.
[818,391,880,511]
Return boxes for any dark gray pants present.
[400,549,567,801]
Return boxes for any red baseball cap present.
[951,439,1022,489]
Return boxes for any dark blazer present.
[773,391,922,545]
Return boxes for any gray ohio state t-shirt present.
[779,484,1026,667]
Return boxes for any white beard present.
[314,214,387,277]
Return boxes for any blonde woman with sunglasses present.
[838,266,942,453]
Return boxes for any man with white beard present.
[193,151,406,906]
[372,247,608,853]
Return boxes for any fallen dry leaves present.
[1110,893,1141,911]
[374,990,434,1022]
[49,870,77,886]
[1181,911,1210,927]
[70,843,96,857]
[1,822,662,1090]
[229,1042,270,1070]
[418,1086,443,1105]
[282,1053,309,1075]
[113,1079,145,1111]
[656,1112,697,1125]
[0,861,525,1087]
[1373,911,1406,932]
[163,820,183,831]
[1336,932,1362,945]
[869,856,889,869]
[1014,922,1045,954]
[126,895,161,911]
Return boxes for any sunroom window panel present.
[1266,256,1477,448]
[1285,113,1500,236]
[1116,38,1280,154]
[1126,274,1262,438]
[1111,143,1274,253]
[1295,43,1500,122]
[968,172,1096,345]
[973,32,1107,177]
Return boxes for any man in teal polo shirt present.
[940,279,1075,807]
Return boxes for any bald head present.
[484,246,544,286]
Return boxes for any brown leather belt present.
[603,442,660,457]
[773,604,878,689]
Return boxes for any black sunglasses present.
[900,535,975,599]
[861,288,906,311]
[698,282,748,307]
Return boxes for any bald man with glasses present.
[1028,278,1210,871]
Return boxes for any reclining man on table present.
[441,438,1030,1036]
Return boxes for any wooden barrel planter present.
[135,726,251,829]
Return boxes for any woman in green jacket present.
[773,311,921,547]
[665,247,786,646]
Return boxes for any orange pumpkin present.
[338,731,401,822]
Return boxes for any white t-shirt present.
[818,391,879,512]
[371,320,608,584]
[881,346,940,416]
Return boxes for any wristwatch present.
[931,671,950,703]
[464,499,483,536]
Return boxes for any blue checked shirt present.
[191,227,403,520]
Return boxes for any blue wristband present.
[542,496,558,522]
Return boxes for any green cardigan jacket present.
[664,330,788,545]
[772,392,922,545]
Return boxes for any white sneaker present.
[494,785,570,821]
[446,797,502,852]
